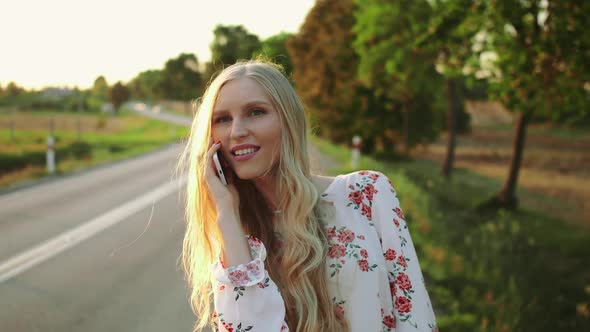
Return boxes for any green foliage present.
[288,0,378,147]
[255,32,295,79]
[353,0,437,94]
[0,88,90,112]
[88,76,108,111]
[129,69,164,101]
[1,82,25,97]
[159,53,203,101]
[471,0,590,125]
[353,0,446,153]
[210,25,261,66]
[108,81,130,112]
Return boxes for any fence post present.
[352,135,362,169]
[47,136,55,174]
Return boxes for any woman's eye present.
[215,116,230,123]
[250,108,265,116]
[214,109,265,124]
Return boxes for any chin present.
[234,164,275,181]
[233,167,262,180]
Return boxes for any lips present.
[232,148,259,161]
[231,144,261,155]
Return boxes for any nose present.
[230,117,249,140]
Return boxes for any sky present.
[1,0,316,90]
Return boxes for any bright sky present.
[1,0,315,90]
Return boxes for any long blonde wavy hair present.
[176,59,347,331]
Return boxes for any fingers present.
[207,140,221,159]
[204,140,238,213]
[205,141,221,178]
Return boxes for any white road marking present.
[0,177,187,284]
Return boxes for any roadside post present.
[352,135,362,169]
[47,136,55,174]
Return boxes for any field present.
[411,122,590,229]
[0,109,188,189]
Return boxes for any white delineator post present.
[352,135,362,169]
[47,136,55,174]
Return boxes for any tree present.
[473,0,590,208]
[353,0,442,155]
[256,32,295,79]
[159,53,203,101]
[6,82,25,96]
[287,0,372,146]
[418,0,480,177]
[88,76,109,111]
[210,25,261,66]
[129,69,164,101]
[109,81,130,113]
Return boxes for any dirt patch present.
[413,124,590,229]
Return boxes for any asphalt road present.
[0,144,200,332]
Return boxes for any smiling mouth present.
[232,148,259,161]
[231,147,261,156]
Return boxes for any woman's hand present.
[205,141,240,217]
[206,141,250,266]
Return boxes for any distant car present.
[135,103,147,111]
[152,105,161,113]
[101,103,115,113]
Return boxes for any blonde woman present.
[178,59,438,332]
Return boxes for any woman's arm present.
[370,172,438,332]
[211,213,288,331]
[217,212,252,266]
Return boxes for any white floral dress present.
[211,170,438,331]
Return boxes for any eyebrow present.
[213,100,272,115]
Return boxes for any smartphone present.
[212,151,228,185]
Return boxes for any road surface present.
[0,144,198,331]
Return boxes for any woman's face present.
[211,77,282,180]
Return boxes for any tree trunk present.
[481,111,529,210]
[442,78,458,178]
[402,105,409,155]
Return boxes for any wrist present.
[217,210,241,227]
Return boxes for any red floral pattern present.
[210,171,437,332]
[384,248,397,261]
[325,225,378,277]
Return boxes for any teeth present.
[234,148,258,156]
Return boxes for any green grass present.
[0,109,188,189]
[312,135,590,331]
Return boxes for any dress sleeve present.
[370,172,438,331]
[211,235,289,331]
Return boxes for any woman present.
[177,59,437,332]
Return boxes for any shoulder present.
[311,174,338,193]
[320,170,395,205]
[331,170,395,204]
[339,170,391,188]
